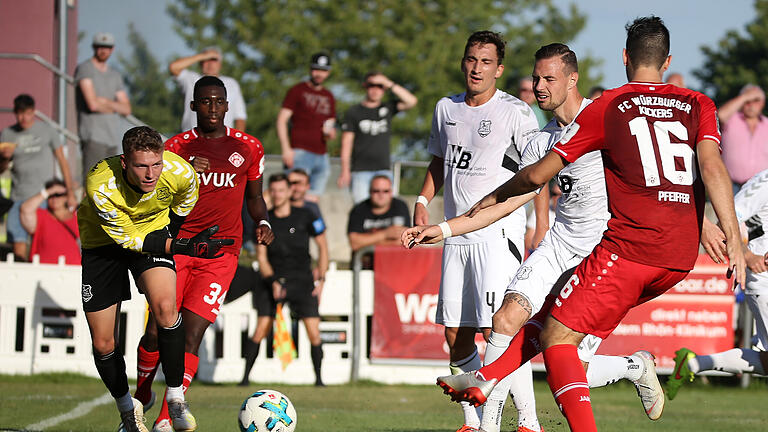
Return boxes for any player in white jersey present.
[668,168,768,400]
[406,44,667,429]
[413,31,545,432]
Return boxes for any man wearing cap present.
[718,84,768,191]
[75,32,132,180]
[169,47,248,133]
[276,52,337,197]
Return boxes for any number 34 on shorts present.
[175,253,239,322]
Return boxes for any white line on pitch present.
[25,392,112,431]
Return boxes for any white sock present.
[450,348,482,427]
[586,355,644,388]
[482,332,511,432]
[115,392,134,413]
[508,362,539,430]
[481,332,540,432]
[690,349,765,375]
[166,385,185,402]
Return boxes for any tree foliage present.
[694,0,765,105]
[118,23,184,137]
[166,0,601,156]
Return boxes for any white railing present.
[0,258,447,385]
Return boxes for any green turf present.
[1,374,766,431]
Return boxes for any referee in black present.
[240,173,329,386]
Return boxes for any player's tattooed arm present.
[503,292,532,316]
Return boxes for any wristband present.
[416,195,429,207]
[438,221,453,239]
[40,188,49,199]
[258,220,272,229]
[266,275,278,285]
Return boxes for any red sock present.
[477,296,554,381]
[135,346,160,405]
[544,344,597,432]
[183,352,199,392]
[157,388,170,423]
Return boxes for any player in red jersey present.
[436,16,746,432]
[127,76,274,432]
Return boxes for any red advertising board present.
[371,246,445,361]
[371,247,734,371]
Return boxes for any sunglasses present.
[370,189,391,194]
[49,192,67,198]
[366,83,385,89]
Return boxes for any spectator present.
[289,168,324,222]
[277,52,337,197]
[0,94,77,260]
[19,178,79,264]
[168,47,247,132]
[719,84,768,190]
[338,72,418,203]
[518,76,548,127]
[347,175,410,268]
[665,72,686,88]
[588,85,605,99]
[75,32,131,180]
[241,173,329,387]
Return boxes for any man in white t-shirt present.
[169,47,247,132]
[413,30,543,432]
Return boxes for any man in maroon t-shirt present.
[436,16,746,432]
[276,52,337,197]
[128,76,274,432]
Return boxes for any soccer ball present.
[238,389,297,432]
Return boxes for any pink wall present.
[0,0,78,128]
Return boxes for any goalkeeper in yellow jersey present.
[78,126,232,432]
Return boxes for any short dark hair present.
[363,71,381,83]
[464,31,505,64]
[289,168,310,181]
[193,75,227,100]
[589,86,606,97]
[44,178,66,190]
[13,94,35,112]
[535,43,578,74]
[625,16,670,69]
[268,173,290,186]
[122,126,164,154]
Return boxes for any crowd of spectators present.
[2,31,768,336]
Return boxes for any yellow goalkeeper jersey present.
[78,151,199,252]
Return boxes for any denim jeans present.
[292,148,330,196]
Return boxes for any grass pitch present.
[1,373,766,431]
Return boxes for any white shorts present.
[506,233,604,362]
[437,233,524,328]
[506,233,584,314]
[578,334,603,363]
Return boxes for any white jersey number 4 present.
[628,117,696,187]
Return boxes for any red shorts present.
[551,242,688,339]
[175,253,238,323]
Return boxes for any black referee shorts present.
[254,275,319,319]
[81,244,175,313]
